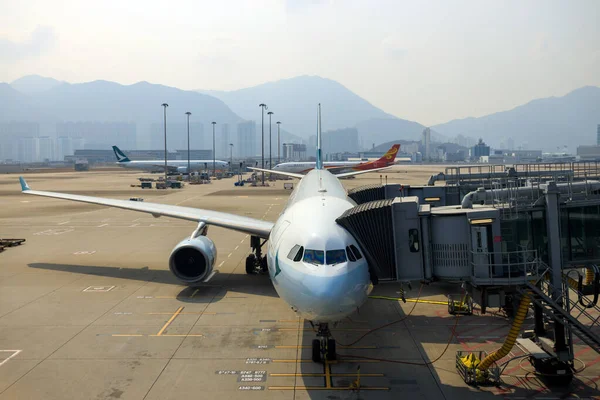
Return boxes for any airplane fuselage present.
[273,161,362,174]
[266,168,371,323]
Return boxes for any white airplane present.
[273,144,400,175]
[112,145,229,173]
[19,106,389,362]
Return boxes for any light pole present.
[211,121,216,177]
[259,103,267,185]
[267,111,273,172]
[161,103,168,186]
[276,121,281,165]
[229,143,233,172]
[185,111,191,180]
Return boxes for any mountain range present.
[1,75,599,152]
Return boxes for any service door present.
[471,225,490,278]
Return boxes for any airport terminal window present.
[303,249,325,265]
[287,245,304,262]
[326,249,347,265]
[409,229,420,252]
[346,246,357,262]
[349,245,363,260]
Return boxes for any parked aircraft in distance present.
[272,144,400,175]
[112,145,228,173]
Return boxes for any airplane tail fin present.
[112,146,130,162]
[378,144,400,163]
[315,103,323,170]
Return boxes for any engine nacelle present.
[168,236,217,284]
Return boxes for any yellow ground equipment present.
[456,350,500,385]
[447,292,473,315]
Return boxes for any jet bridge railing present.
[471,249,541,286]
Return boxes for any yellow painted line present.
[369,295,447,305]
[325,360,332,388]
[156,306,184,336]
[149,334,204,337]
[111,334,143,337]
[278,319,303,323]
[191,288,199,298]
[278,328,370,332]
[268,386,389,391]
[270,373,384,377]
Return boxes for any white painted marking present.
[234,245,239,250]
[20,201,30,203]
[218,261,225,268]
[83,285,115,292]
[0,350,22,367]
[129,223,140,227]
[97,224,109,228]
[73,251,96,255]
[58,221,70,225]
[227,253,232,258]
[34,229,74,236]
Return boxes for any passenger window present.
[303,249,324,265]
[287,245,304,262]
[409,229,420,252]
[326,249,347,265]
[349,245,363,260]
[346,246,356,262]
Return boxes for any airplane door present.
[471,225,490,278]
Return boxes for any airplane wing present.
[248,167,303,179]
[334,166,391,178]
[19,177,273,238]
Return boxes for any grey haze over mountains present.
[433,86,600,152]
[201,75,429,144]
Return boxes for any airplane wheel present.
[326,339,336,361]
[246,255,256,274]
[312,339,321,363]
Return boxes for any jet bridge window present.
[348,245,363,260]
[287,245,304,262]
[409,229,420,252]
[303,249,325,265]
[326,249,347,265]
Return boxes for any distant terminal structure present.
[67,149,213,164]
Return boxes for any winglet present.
[19,177,31,191]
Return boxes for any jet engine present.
[168,236,217,284]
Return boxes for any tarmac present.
[0,166,599,400]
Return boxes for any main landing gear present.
[245,235,268,275]
[311,323,336,363]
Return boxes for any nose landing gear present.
[245,235,268,275]
[311,323,336,363]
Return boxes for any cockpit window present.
[287,245,304,262]
[326,249,347,265]
[346,246,357,262]
[303,249,324,265]
[349,245,363,260]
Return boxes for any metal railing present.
[471,249,541,285]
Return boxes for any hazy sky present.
[1,0,598,125]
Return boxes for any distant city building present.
[149,122,203,150]
[402,142,420,154]
[56,121,136,150]
[0,122,39,161]
[18,137,39,163]
[471,138,490,159]
[218,123,231,159]
[577,145,600,161]
[422,128,431,160]
[597,124,600,146]
[445,150,466,162]
[38,136,54,161]
[56,136,74,161]
[283,143,307,161]
[236,121,257,158]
